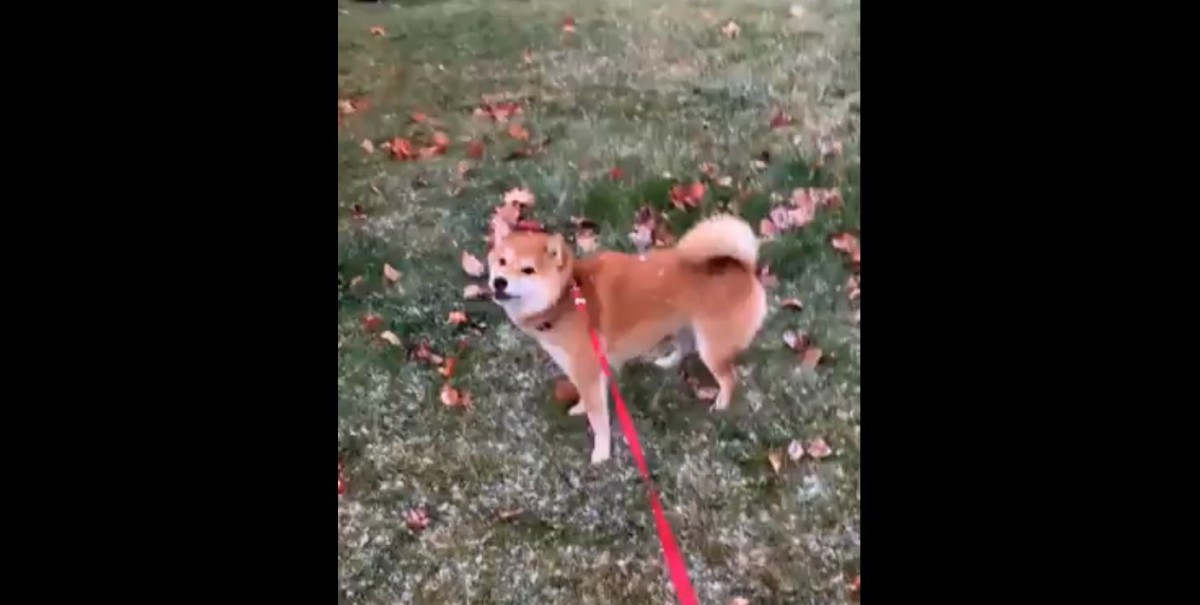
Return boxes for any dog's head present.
[487,229,574,314]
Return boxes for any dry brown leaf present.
[523,49,535,65]
[696,386,720,401]
[463,284,488,299]
[768,450,784,474]
[439,357,458,378]
[349,275,365,289]
[379,331,401,346]
[360,139,375,154]
[721,20,741,39]
[503,187,535,207]
[498,508,524,521]
[807,437,832,459]
[731,598,751,605]
[461,251,486,277]
[562,16,576,34]
[787,439,805,461]
[781,298,804,311]
[717,175,733,187]
[369,26,386,36]
[800,346,823,369]
[338,99,356,115]
[383,263,402,283]
[447,311,469,325]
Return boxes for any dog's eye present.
[521,267,535,275]
[498,258,507,266]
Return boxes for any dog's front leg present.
[579,373,611,464]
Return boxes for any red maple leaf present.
[390,137,414,160]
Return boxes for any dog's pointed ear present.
[546,233,568,269]
[489,216,512,249]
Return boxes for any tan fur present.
[488,215,768,464]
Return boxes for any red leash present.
[571,284,699,605]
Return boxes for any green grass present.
[338,1,860,602]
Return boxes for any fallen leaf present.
[456,161,473,179]
[609,166,625,180]
[349,275,365,289]
[699,162,719,177]
[447,311,469,325]
[669,181,705,210]
[463,284,488,299]
[801,346,823,369]
[351,98,370,112]
[562,16,576,34]
[576,230,599,253]
[410,111,428,123]
[759,218,779,240]
[554,378,580,403]
[383,263,402,283]
[390,137,414,160]
[338,459,347,495]
[467,139,485,159]
[731,598,750,605]
[850,575,860,591]
[440,383,462,407]
[432,131,451,152]
[417,146,442,160]
[361,314,384,333]
[847,275,860,301]
[696,386,719,401]
[770,109,792,128]
[404,506,431,531]
[369,26,386,36]
[360,139,375,154]
[790,4,807,19]
[379,331,401,346]
[498,508,524,521]
[768,450,784,474]
[787,439,805,461]
[721,20,741,39]
[782,329,808,351]
[461,251,486,277]
[439,357,458,378]
[351,204,367,220]
[831,233,860,262]
[507,123,530,141]
[717,175,733,187]
[807,437,832,459]
[759,265,779,288]
[780,298,804,311]
[503,187,535,207]
[523,49,535,65]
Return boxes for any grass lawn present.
[337,0,860,602]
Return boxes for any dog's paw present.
[653,350,682,369]
[568,403,587,416]
[590,445,611,464]
[709,390,731,412]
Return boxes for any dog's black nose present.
[492,277,508,291]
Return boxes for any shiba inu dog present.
[488,214,768,463]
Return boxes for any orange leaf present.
[390,137,414,160]
[447,311,469,325]
[831,233,860,260]
[439,357,458,378]
[507,123,530,142]
[807,437,832,459]
[461,251,486,277]
[433,131,450,152]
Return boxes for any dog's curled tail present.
[675,213,759,272]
